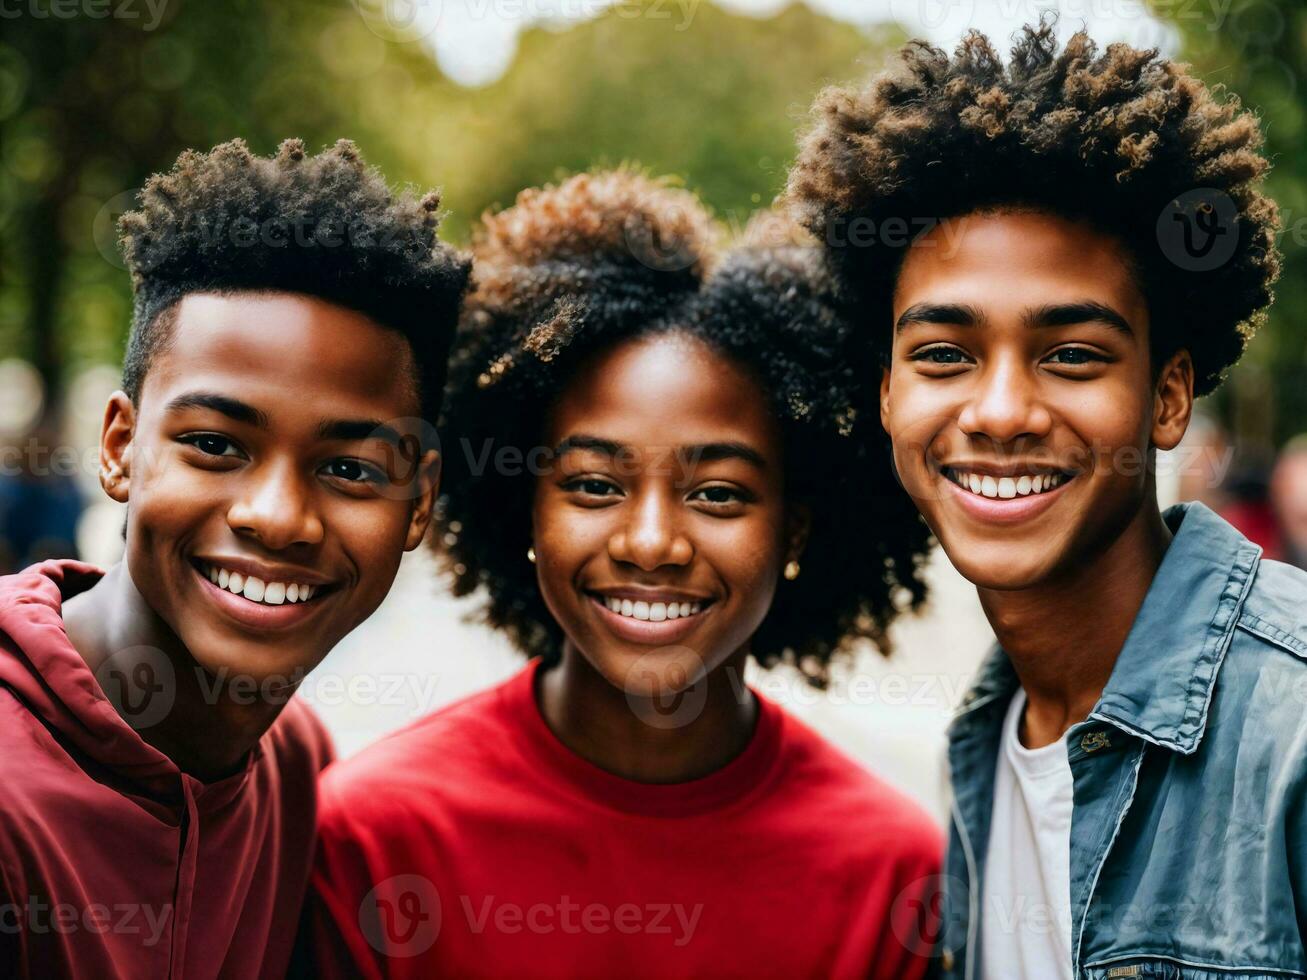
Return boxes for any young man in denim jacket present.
[787,20,1301,979]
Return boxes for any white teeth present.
[203,564,319,606]
[951,470,1067,500]
[600,597,705,621]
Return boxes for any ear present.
[99,392,136,504]
[1152,349,1194,452]
[404,449,443,551]
[879,363,892,434]
[785,503,811,564]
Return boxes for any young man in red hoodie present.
[0,138,467,978]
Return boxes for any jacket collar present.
[1091,501,1261,753]
[949,502,1261,755]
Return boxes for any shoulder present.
[1235,557,1307,662]
[317,675,520,832]
[768,700,944,867]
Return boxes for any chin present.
[937,534,1067,593]
[184,629,317,696]
[588,643,709,699]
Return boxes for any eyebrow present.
[554,435,767,470]
[895,300,1133,336]
[895,303,986,332]
[165,392,268,428]
[1024,301,1134,336]
[316,419,406,446]
[165,392,406,445]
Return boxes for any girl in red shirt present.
[305,172,943,979]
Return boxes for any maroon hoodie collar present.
[0,559,257,804]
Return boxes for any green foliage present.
[0,0,897,406]
[1159,0,1307,445]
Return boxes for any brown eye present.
[910,345,971,365]
[1046,347,1108,366]
[322,459,383,484]
[562,478,620,497]
[179,433,243,458]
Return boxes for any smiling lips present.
[587,591,713,645]
[192,559,333,631]
[943,467,1068,500]
[938,464,1076,525]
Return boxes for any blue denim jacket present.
[938,502,1307,979]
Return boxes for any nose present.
[956,354,1053,443]
[608,489,693,571]
[226,458,325,551]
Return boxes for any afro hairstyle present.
[117,137,470,423]
[785,18,1281,396]
[434,171,931,685]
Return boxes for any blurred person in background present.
[1271,435,1307,569]
[0,420,84,574]
[1174,410,1280,553]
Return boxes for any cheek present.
[707,511,785,599]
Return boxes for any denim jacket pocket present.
[1083,959,1302,979]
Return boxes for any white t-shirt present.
[980,689,1075,980]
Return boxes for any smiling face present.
[532,332,797,698]
[102,291,439,687]
[880,209,1193,591]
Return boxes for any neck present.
[977,501,1172,748]
[62,561,283,782]
[537,644,758,784]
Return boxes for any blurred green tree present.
[0,0,898,413]
[1159,0,1307,448]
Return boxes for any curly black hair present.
[118,137,470,422]
[434,171,931,685]
[785,18,1281,396]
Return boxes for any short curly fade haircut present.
[785,18,1281,396]
[118,137,470,421]
[434,171,931,685]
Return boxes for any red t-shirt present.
[0,561,335,979]
[307,660,942,978]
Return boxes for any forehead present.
[894,209,1146,323]
[546,332,780,455]
[140,291,420,419]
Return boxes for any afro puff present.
[118,137,470,421]
[435,173,930,684]
[785,18,1281,395]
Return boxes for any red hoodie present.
[0,561,334,979]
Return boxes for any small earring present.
[784,560,800,581]
[527,546,537,564]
